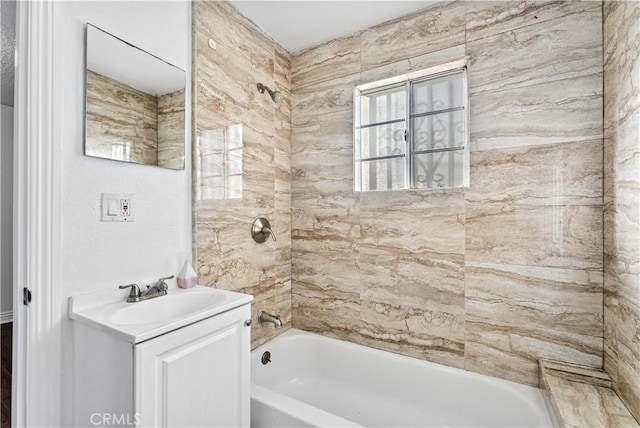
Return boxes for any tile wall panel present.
[466,140,603,207]
[469,75,602,151]
[193,0,292,348]
[465,262,603,385]
[291,0,605,387]
[603,0,640,420]
[468,5,602,95]
[359,44,465,83]
[291,74,360,210]
[359,190,466,368]
[292,35,361,90]
[194,0,617,393]
[465,204,602,270]
[465,0,598,43]
[360,2,466,72]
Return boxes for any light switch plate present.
[101,193,134,222]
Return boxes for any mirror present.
[85,24,186,170]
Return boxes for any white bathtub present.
[251,329,553,428]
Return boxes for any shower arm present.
[256,83,281,102]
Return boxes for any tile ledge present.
[539,359,640,428]
[540,359,612,388]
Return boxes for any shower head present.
[257,83,282,103]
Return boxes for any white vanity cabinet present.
[69,286,253,428]
[135,305,250,427]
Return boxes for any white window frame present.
[353,58,469,192]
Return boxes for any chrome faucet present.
[119,275,174,303]
[144,275,173,298]
[258,311,283,328]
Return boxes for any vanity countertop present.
[69,285,253,343]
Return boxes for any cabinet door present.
[135,304,251,428]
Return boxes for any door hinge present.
[23,287,32,306]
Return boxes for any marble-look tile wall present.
[193,1,292,348]
[603,0,640,421]
[158,89,186,170]
[291,1,603,386]
[86,70,159,165]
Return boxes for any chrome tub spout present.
[258,311,283,328]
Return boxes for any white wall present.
[52,2,191,425]
[1,105,12,317]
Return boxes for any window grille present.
[354,60,468,192]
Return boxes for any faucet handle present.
[155,275,174,292]
[261,226,277,242]
[118,283,141,302]
[252,217,277,243]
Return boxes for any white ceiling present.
[229,1,440,54]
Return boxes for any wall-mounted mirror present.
[85,24,186,170]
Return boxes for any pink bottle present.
[177,259,198,289]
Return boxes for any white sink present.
[109,290,217,326]
[69,285,253,343]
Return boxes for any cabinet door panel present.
[135,305,250,427]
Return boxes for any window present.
[354,60,468,192]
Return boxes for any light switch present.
[107,199,118,216]
[101,193,134,222]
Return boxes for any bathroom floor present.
[1,323,11,428]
